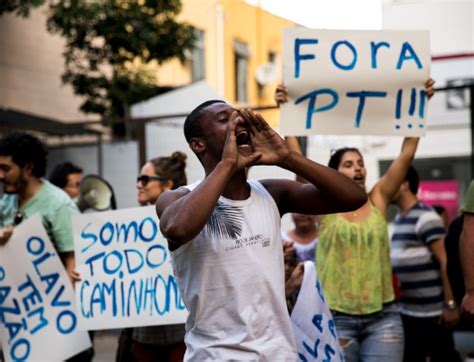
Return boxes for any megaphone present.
[77,175,117,212]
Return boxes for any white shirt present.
[171,180,297,361]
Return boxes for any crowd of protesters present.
[1,78,473,362]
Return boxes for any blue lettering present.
[80,280,90,318]
[120,278,125,316]
[100,222,115,246]
[143,277,156,316]
[316,279,325,303]
[56,309,76,334]
[80,222,98,253]
[10,338,30,361]
[18,275,43,311]
[295,89,339,129]
[26,236,45,256]
[331,40,357,70]
[298,352,308,362]
[346,91,387,128]
[419,89,426,118]
[5,318,26,342]
[312,314,324,333]
[28,306,49,334]
[102,279,117,317]
[154,275,168,315]
[294,38,318,78]
[32,251,54,280]
[409,88,416,116]
[0,285,11,305]
[89,283,103,317]
[328,319,337,339]
[370,41,390,69]
[40,272,60,295]
[303,338,320,358]
[0,297,21,324]
[85,251,106,276]
[395,89,402,120]
[51,285,71,307]
[139,217,158,242]
[104,250,123,275]
[0,266,5,281]
[396,42,422,69]
[127,280,144,316]
[124,249,144,274]
[146,245,167,269]
[323,344,336,361]
[116,221,139,243]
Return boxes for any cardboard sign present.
[0,216,91,362]
[73,206,187,330]
[281,28,430,136]
[291,261,343,361]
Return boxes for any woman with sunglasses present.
[275,79,435,361]
[131,151,188,361]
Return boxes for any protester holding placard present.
[0,132,91,361]
[155,101,367,360]
[128,151,188,362]
[0,133,79,283]
[276,78,435,361]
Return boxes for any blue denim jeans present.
[332,303,404,362]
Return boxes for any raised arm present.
[370,137,419,215]
[156,113,261,251]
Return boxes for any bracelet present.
[444,299,458,310]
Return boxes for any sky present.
[245,0,383,30]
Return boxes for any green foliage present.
[0,0,45,17]
[46,0,195,121]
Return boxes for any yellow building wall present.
[156,0,294,127]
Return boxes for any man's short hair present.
[0,132,48,177]
[405,166,420,194]
[49,162,83,189]
[184,100,225,142]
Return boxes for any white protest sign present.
[0,215,91,362]
[281,28,430,136]
[291,261,343,361]
[73,206,187,330]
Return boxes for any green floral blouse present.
[316,204,394,315]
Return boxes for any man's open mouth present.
[236,129,251,146]
[354,174,364,181]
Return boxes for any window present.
[234,40,249,103]
[190,29,205,82]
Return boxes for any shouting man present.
[156,101,367,360]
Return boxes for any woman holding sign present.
[275,78,435,362]
[123,152,188,361]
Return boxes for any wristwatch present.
[444,299,458,310]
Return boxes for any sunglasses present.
[137,175,167,186]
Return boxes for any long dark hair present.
[328,147,363,170]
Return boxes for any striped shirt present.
[391,202,446,317]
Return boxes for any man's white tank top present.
[171,180,297,361]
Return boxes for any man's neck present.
[397,192,418,216]
[221,171,250,200]
[19,178,43,207]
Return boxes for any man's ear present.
[189,138,206,155]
